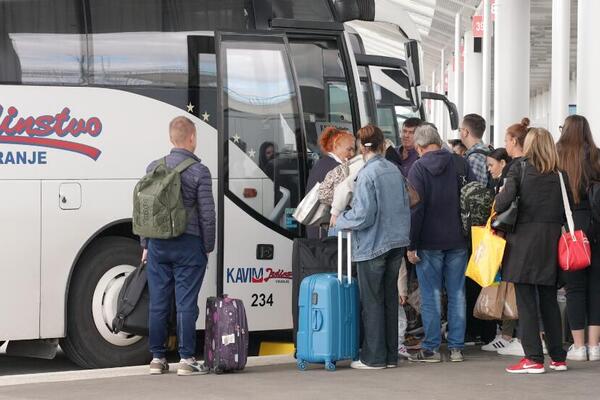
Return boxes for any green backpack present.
[460,181,494,237]
[132,157,196,239]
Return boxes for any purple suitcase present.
[204,295,249,373]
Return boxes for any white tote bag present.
[292,182,322,225]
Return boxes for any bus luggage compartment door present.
[0,181,41,340]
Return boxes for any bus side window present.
[87,0,250,88]
[377,106,399,146]
[271,0,334,21]
[0,0,85,85]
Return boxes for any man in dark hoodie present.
[407,124,475,363]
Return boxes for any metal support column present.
[551,0,570,140]
[481,0,492,139]
[440,48,446,140]
[577,0,600,142]
[454,12,463,119]
[463,30,483,116]
[493,0,530,148]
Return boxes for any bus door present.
[214,33,306,330]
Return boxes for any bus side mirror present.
[421,91,460,131]
[404,40,421,87]
[404,40,422,112]
[328,0,375,22]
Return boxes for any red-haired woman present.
[557,115,600,362]
[305,127,355,238]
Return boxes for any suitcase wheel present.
[325,361,336,372]
[297,360,307,371]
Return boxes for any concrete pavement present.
[0,348,598,400]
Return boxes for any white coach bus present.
[0,0,454,368]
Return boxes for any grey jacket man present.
[141,148,215,253]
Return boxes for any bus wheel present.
[60,236,150,368]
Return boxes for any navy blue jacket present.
[142,148,216,253]
[408,149,474,251]
[306,155,340,193]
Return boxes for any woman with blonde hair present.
[495,127,568,374]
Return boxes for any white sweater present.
[330,155,365,216]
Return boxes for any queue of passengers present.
[306,113,600,374]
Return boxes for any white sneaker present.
[588,345,600,361]
[177,358,210,376]
[481,335,511,352]
[350,360,385,370]
[567,345,588,361]
[497,339,525,357]
[398,344,411,358]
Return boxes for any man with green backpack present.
[133,116,215,376]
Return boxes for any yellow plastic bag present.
[466,213,506,287]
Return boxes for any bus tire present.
[60,236,150,368]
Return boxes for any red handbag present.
[558,172,592,271]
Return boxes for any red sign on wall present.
[472,15,483,38]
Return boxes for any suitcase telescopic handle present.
[337,231,352,285]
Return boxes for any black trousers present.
[466,278,497,343]
[357,247,404,367]
[565,241,600,330]
[515,283,566,364]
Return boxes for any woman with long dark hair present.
[557,115,600,362]
[259,141,275,179]
[479,148,517,353]
[486,148,512,192]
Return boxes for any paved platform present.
[0,348,598,400]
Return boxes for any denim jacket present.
[336,155,411,262]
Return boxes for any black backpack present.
[466,146,494,187]
[452,153,469,190]
[112,262,150,336]
[588,181,600,223]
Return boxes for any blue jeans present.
[147,234,207,359]
[416,248,468,352]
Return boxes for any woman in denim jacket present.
[334,125,411,370]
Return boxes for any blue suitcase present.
[296,231,359,371]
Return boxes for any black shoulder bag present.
[492,160,527,233]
